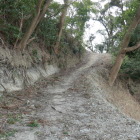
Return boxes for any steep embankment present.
[0,44,81,93]
[1,52,140,140]
[93,53,140,121]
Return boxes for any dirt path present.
[8,53,140,140]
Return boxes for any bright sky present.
[54,0,111,48]
[84,0,107,45]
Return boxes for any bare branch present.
[27,37,36,45]
[36,0,44,14]
[121,42,140,53]
[36,0,53,26]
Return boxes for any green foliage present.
[95,44,104,53]
[129,24,140,47]
[115,0,140,41]
[121,51,140,80]
[63,131,69,135]
[92,0,140,79]
[32,49,38,57]
[121,24,140,80]
[66,0,94,40]
[0,0,36,44]
[122,0,140,24]
[61,31,85,56]
[7,117,20,124]
[32,2,63,54]
[0,130,17,139]
[6,114,22,124]
[27,120,39,127]
[37,18,58,46]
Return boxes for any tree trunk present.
[17,0,52,51]
[109,6,140,86]
[54,0,69,54]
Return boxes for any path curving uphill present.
[10,52,140,140]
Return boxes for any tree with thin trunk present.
[54,0,69,54]
[17,0,53,51]
[109,6,140,86]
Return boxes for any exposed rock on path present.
[9,53,140,140]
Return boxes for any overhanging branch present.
[121,42,140,53]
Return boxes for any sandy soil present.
[2,52,140,140]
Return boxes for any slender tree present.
[109,6,140,86]
[54,0,69,54]
[17,0,53,51]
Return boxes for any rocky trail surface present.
[4,53,140,140]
